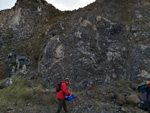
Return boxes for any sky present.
[0,0,96,11]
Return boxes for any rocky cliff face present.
[0,0,61,78]
[0,0,150,89]
[0,0,60,40]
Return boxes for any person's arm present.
[61,83,71,96]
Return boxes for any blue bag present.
[65,94,75,101]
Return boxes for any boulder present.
[0,78,13,89]
[116,94,126,105]
[127,94,141,105]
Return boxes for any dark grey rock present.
[0,78,13,89]
[28,83,34,88]
[5,107,13,111]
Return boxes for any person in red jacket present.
[56,78,71,113]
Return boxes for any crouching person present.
[138,81,150,113]
[56,78,71,113]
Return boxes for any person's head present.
[64,78,70,84]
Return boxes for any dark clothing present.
[140,92,150,101]
[144,101,150,113]
[56,99,68,113]
[140,92,150,113]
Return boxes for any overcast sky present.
[0,0,95,11]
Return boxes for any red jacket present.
[56,81,71,99]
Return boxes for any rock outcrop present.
[0,0,60,40]
[0,0,150,89]
[38,0,150,88]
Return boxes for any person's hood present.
[61,81,68,85]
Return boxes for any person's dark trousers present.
[56,99,68,113]
[144,101,150,113]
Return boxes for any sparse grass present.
[0,64,7,79]
[110,79,139,93]
[0,77,44,107]
[0,76,58,111]
[0,77,142,112]
[71,79,140,103]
